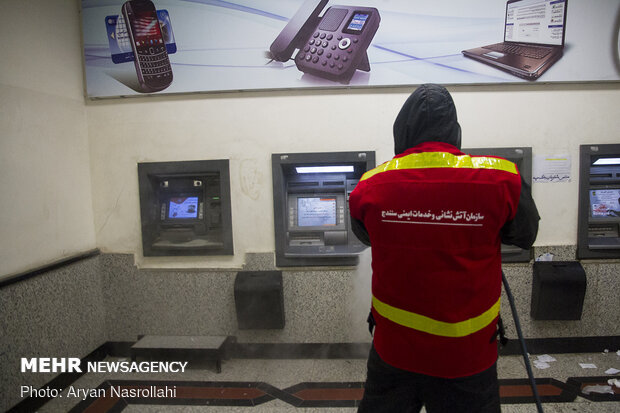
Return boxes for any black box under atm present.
[531,261,587,320]
[234,271,285,329]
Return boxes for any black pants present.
[358,345,501,413]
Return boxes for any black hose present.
[502,271,544,413]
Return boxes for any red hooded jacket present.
[349,141,522,378]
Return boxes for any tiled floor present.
[34,351,620,412]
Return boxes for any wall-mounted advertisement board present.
[81,0,620,98]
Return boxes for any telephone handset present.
[270,0,380,84]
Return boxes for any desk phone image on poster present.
[121,0,173,93]
[270,0,380,84]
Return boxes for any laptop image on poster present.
[462,0,567,80]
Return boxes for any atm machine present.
[464,147,533,262]
[138,160,233,256]
[577,144,620,259]
[272,151,375,267]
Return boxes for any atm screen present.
[298,197,337,227]
[589,189,620,217]
[168,196,199,219]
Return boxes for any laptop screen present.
[504,0,567,46]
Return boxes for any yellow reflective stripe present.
[372,295,501,338]
[360,152,517,182]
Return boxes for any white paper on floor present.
[582,385,614,395]
[533,360,551,369]
[532,354,556,369]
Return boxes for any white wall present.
[0,0,96,279]
[1,0,619,274]
[86,83,620,268]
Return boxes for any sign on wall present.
[81,0,620,98]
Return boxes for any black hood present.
[393,84,461,155]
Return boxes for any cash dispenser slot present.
[272,151,375,266]
[289,233,324,247]
[578,145,620,258]
[588,224,620,249]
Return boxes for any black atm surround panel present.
[463,147,534,263]
[578,144,620,259]
[272,151,375,267]
[138,160,234,257]
[151,175,222,248]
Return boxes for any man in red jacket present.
[349,84,539,412]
